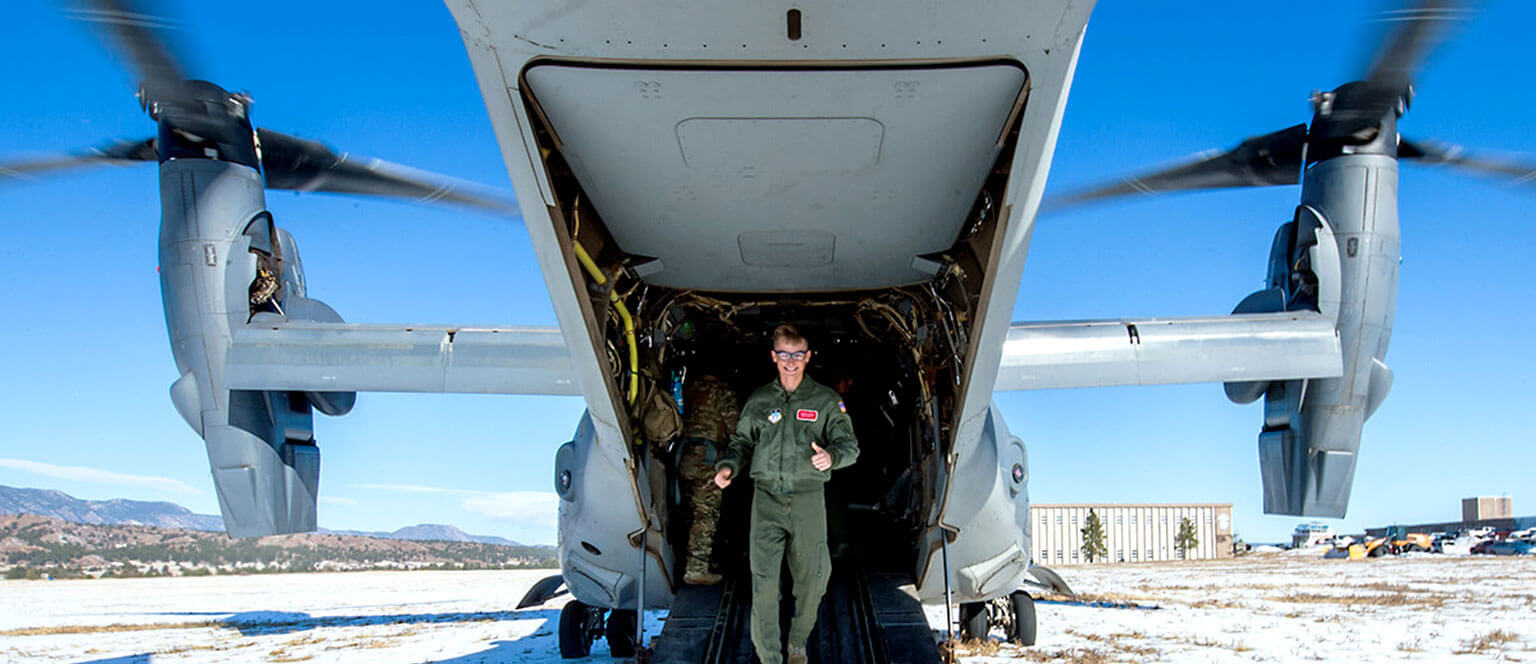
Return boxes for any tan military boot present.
[787,644,808,664]
[683,569,723,585]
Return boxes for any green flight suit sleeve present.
[716,399,757,477]
[821,396,858,471]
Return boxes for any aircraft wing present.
[225,322,578,395]
[994,311,1340,391]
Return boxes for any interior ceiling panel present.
[524,63,1027,291]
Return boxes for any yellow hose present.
[573,241,640,406]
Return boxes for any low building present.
[1030,503,1233,565]
[1463,496,1513,521]
[1366,497,1533,538]
[1292,522,1334,548]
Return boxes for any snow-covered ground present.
[1,553,1531,663]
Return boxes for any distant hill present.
[0,485,522,545]
[325,524,520,547]
[0,513,556,578]
[0,485,224,531]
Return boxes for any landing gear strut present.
[956,590,1037,646]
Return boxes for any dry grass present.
[1455,629,1520,654]
[0,620,223,636]
[1275,591,1444,608]
[950,637,1003,657]
[1185,597,1246,609]
[1016,647,1108,663]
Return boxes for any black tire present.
[559,600,594,658]
[606,608,638,657]
[958,602,989,640]
[1008,591,1037,647]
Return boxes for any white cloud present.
[349,483,480,495]
[0,458,201,495]
[460,492,559,531]
[319,496,359,506]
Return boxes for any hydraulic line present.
[573,239,640,406]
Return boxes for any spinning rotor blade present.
[71,0,191,109]
[1400,138,1536,185]
[2,1,516,214]
[1049,125,1307,209]
[0,138,156,181]
[1047,0,1473,214]
[257,129,515,214]
[1363,0,1467,97]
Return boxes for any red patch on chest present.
[796,409,818,422]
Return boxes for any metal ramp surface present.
[652,568,941,664]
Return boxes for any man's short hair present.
[771,324,808,348]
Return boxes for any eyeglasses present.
[773,350,809,362]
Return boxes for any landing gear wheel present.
[558,600,600,658]
[1008,591,1037,646]
[958,602,989,640]
[606,608,638,657]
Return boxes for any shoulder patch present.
[796,409,818,422]
[837,400,846,414]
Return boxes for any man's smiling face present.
[770,339,811,388]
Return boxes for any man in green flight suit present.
[713,324,859,664]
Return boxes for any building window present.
[1117,550,1124,562]
[1056,550,1063,562]
[1041,550,1048,561]
[1071,550,1079,561]
[1130,515,1137,526]
[1161,515,1169,525]
[1071,516,1078,526]
[1130,550,1138,560]
[1115,515,1122,525]
[1146,549,1153,559]
[1041,516,1048,526]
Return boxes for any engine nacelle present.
[1236,155,1400,517]
[159,158,351,537]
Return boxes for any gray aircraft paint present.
[158,158,329,537]
[441,0,1100,608]
[131,0,1411,616]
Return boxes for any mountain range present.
[0,485,522,546]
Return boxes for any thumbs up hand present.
[810,442,832,471]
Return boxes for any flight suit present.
[678,374,739,582]
[716,376,858,664]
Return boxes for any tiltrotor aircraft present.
[5,0,1531,661]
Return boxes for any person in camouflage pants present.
[678,373,739,585]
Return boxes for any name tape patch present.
[796,409,818,422]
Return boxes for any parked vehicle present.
[1485,540,1534,556]
[1364,526,1433,557]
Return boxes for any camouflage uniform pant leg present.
[678,439,722,575]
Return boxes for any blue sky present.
[0,1,1531,546]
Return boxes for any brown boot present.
[787,644,808,664]
[683,569,723,585]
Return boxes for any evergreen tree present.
[1176,517,1199,558]
[1079,509,1108,563]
